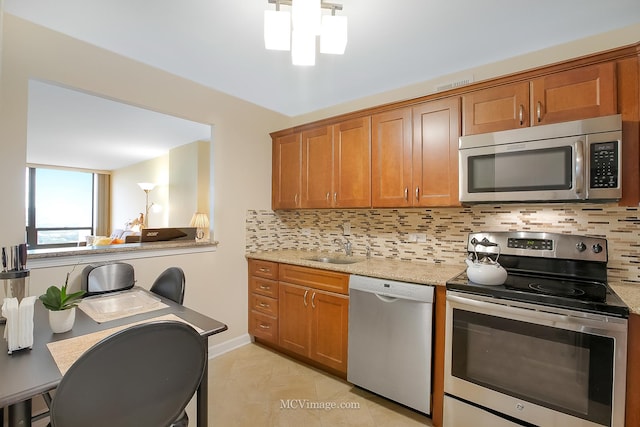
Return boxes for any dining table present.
[0,287,228,427]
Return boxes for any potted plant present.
[39,270,86,333]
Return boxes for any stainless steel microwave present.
[459,115,622,203]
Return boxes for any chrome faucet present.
[333,238,352,256]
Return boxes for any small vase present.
[49,307,76,333]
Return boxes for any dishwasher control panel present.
[349,275,434,303]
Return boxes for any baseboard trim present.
[208,333,252,359]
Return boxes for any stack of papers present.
[2,296,37,354]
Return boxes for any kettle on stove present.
[465,237,508,286]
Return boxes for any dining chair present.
[150,267,186,305]
[48,320,206,427]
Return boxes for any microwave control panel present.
[590,141,618,189]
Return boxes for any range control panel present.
[507,238,553,251]
[468,231,608,263]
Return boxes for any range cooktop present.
[447,270,629,318]
[446,231,629,318]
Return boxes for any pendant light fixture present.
[264,0,347,66]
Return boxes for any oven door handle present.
[447,295,584,325]
[447,293,628,332]
[448,292,575,320]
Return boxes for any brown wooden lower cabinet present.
[278,283,349,374]
[626,313,640,427]
[248,260,280,345]
[248,260,350,376]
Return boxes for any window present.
[26,167,105,249]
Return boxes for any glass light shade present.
[137,182,156,192]
[264,10,291,51]
[292,0,321,35]
[189,212,210,228]
[291,30,316,66]
[320,15,348,54]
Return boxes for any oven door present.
[459,135,582,203]
[445,291,627,427]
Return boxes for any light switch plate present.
[342,222,351,236]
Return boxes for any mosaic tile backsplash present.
[246,204,640,285]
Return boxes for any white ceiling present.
[27,80,211,170]
[5,0,640,170]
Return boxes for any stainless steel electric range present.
[444,231,628,427]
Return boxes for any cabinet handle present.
[415,186,420,201]
[404,187,408,201]
[294,193,299,206]
[311,292,316,309]
[259,302,270,308]
[258,284,271,290]
[326,192,330,202]
[536,101,542,123]
[333,192,337,203]
[258,323,271,329]
[518,104,524,125]
[303,289,309,307]
[258,267,270,273]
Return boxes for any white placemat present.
[79,289,169,323]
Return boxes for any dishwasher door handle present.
[375,293,399,303]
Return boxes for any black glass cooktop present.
[447,270,629,318]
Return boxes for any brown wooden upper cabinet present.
[372,98,461,207]
[301,117,371,208]
[272,132,302,209]
[462,62,617,135]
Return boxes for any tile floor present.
[209,342,433,426]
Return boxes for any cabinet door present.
[462,81,529,135]
[371,108,413,207]
[626,313,640,427]
[531,62,616,126]
[301,126,333,208]
[309,289,349,374]
[272,133,302,209]
[412,98,461,207]
[278,283,310,356]
[333,117,371,208]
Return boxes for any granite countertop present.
[247,249,464,287]
[247,249,640,315]
[28,241,218,259]
[608,282,640,315]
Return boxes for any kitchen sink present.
[304,256,363,265]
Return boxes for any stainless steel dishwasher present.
[348,274,434,414]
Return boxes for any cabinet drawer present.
[249,311,278,343]
[248,259,279,280]
[249,293,278,317]
[279,263,349,294]
[249,277,279,298]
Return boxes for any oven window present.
[468,146,572,193]
[451,309,614,426]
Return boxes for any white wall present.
[0,14,290,346]
[111,154,170,231]
[169,140,210,227]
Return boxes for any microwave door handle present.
[575,141,585,198]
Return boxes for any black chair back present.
[49,321,205,427]
[150,267,186,305]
